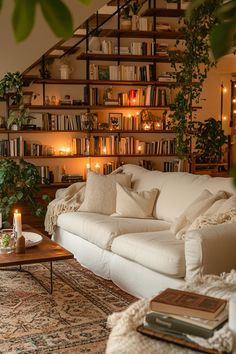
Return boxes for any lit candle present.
[229,294,236,353]
[138,145,141,154]
[95,163,100,174]
[14,210,22,237]
[103,146,107,154]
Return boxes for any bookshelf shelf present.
[77,53,182,63]
[23,78,176,86]
[141,8,184,17]
[103,29,184,40]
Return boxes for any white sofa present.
[53,164,236,298]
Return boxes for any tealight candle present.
[14,210,22,237]
[229,294,236,353]
[95,163,100,174]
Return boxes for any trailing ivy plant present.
[169,0,221,160]
[187,0,234,60]
[0,159,50,222]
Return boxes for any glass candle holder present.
[0,229,16,253]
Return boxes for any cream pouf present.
[106,271,236,354]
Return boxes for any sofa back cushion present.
[121,165,235,222]
[79,171,132,215]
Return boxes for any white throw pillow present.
[112,183,158,218]
[171,189,228,240]
[79,171,132,215]
[216,195,236,214]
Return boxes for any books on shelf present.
[150,288,227,320]
[90,63,156,81]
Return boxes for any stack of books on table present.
[137,288,227,353]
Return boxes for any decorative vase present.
[59,64,72,80]
[131,15,139,30]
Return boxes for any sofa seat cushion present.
[57,212,171,250]
[111,230,185,277]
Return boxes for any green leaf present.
[76,0,91,4]
[210,20,236,59]
[39,0,73,38]
[186,0,206,20]
[16,190,23,200]
[12,0,36,42]
[215,1,236,21]
[0,0,3,12]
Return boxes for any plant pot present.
[11,123,20,131]
[120,19,132,30]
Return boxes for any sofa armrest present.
[185,223,236,280]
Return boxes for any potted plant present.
[0,71,24,105]
[194,117,228,164]
[6,105,36,130]
[0,159,50,225]
[130,0,142,30]
[120,4,132,30]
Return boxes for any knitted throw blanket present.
[44,182,86,235]
[106,271,236,354]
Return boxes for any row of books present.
[116,86,173,107]
[42,113,86,131]
[138,288,228,351]
[72,136,176,156]
[92,40,174,57]
[89,64,156,81]
[163,159,181,172]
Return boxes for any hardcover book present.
[137,324,221,354]
[150,288,227,320]
[145,309,227,338]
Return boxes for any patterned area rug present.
[0,259,135,354]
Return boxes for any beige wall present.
[0,0,107,78]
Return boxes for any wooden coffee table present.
[0,225,74,294]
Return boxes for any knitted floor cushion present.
[106,271,236,354]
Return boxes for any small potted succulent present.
[130,0,142,30]
[120,4,132,30]
[0,71,24,105]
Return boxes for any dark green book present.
[145,310,227,339]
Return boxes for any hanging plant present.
[169,0,221,160]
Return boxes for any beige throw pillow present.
[171,189,228,240]
[113,183,158,218]
[79,171,132,215]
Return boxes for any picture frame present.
[109,112,123,130]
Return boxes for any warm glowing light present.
[95,163,100,174]
[136,112,139,116]
[138,145,141,153]
[103,146,107,154]
[223,116,227,121]
[132,98,136,104]
[86,163,91,169]
[233,99,236,103]
[223,87,227,93]
[234,110,236,114]
[128,113,132,118]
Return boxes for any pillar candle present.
[14,210,22,237]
